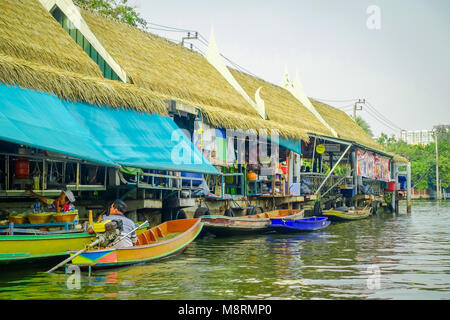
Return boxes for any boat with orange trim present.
[69,218,203,269]
[201,209,304,237]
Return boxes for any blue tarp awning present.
[0,84,218,175]
[268,136,302,155]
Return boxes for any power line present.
[336,103,356,110]
[365,100,403,131]
[147,22,196,33]
[312,97,359,103]
[146,21,261,78]
[363,108,401,132]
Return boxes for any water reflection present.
[0,201,449,299]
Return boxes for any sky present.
[128,0,450,138]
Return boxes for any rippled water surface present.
[1,201,449,300]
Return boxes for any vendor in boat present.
[102,199,137,248]
[27,189,76,213]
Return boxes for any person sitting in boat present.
[101,199,137,248]
[28,189,76,213]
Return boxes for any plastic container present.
[247,171,257,181]
[398,176,407,190]
[14,157,29,179]
[341,187,356,198]
[385,181,396,192]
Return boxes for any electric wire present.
[311,97,359,103]
[146,20,402,132]
[365,100,403,131]
[363,108,401,132]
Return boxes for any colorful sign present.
[356,148,390,182]
[323,144,341,152]
[316,144,325,154]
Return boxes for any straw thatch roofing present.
[393,155,409,164]
[0,0,398,157]
[79,8,311,141]
[0,0,167,114]
[0,0,101,78]
[229,69,333,139]
[310,99,384,151]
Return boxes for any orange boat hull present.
[70,219,203,269]
[201,209,304,236]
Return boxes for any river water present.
[0,201,449,300]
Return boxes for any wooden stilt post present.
[407,162,412,214]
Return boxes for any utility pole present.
[435,131,440,200]
[353,99,365,120]
[181,32,198,49]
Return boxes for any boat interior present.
[135,219,198,246]
[247,209,302,219]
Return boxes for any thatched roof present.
[0,0,397,156]
[229,69,333,139]
[79,8,311,141]
[0,0,167,114]
[0,0,101,78]
[310,99,384,151]
[392,155,409,164]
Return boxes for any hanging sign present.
[323,144,341,153]
[356,148,390,182]
[316,144,325,154]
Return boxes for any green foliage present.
[74,0,147,29]
[378,129,449,191]
[355,116,374,137]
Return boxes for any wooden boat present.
[0,223,148,264]
[0,232,95,264]
[267,216,330,233]
[201,209,304,237]
[69,219,203,270]
[322,207,372,222]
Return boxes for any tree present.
[74,0,147,29]
[355,116,374,137]
[379,131,449,191]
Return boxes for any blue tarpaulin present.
[268,136,302,155]
[0,84,219,174]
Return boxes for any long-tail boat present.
[0,223,149,264]
[267,216,330,233]
[0,232,96,264]
[321,206,372,222]
[69,218,203,270]
[200,209,304,237]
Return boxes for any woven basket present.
[8,215,28,224]
[53,212,78,223]
[27,213,53,224]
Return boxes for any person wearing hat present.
[101,199,137,248]
[28,189,76,213]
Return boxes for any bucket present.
[398,176,407,190]
[385,181,396,192]
[341,187,356,198]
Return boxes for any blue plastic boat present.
[267,216,330,233]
